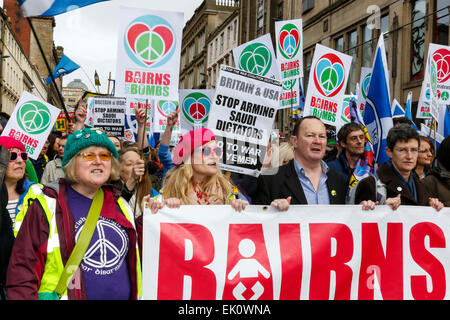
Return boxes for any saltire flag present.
[391,99,405,118]
[18,0,110,17]
[348,100,375,190]
[363,35,393,164]
[44,54,80,85]
[437,104,450,137]
[404,91,419,131]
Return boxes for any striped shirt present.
[6,199,18,227]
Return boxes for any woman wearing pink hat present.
[144,128,248,213]
[0,137,36,232]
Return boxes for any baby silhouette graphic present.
[227,239,270,300]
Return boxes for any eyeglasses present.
[79,151,112,162]
[10,151,28,162]
[196,145,223,158]
[418,149,432,154]
[393,147,419,155]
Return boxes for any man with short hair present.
[327,122,365,186]
[354,124,443,210]
[40,135,67,185]
[253,116,347,209]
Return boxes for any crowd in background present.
[0,101,448,300]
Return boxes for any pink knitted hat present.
[173,128,216,165]
[0,136,26,152]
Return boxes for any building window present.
[362,24,373,68]
[434,0,449,45]
[209,43,213,62]
[411,0,426,81]
[215,38,218,58]
[335,36,344,52]
[380,14,389,53]
[234,19,238,41]
[257,0,265,36]
[220,32,224,54]
[302,0,314,14]
[347,30,358,93]
[277,1,283,19]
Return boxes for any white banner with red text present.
[142,204,450,300]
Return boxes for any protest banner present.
[115,6,183,110]
[275,19,303,81]
[233,33,280,80]
[303,44,352,126]
[143,204,450,300]
[416,78,432,119]
[336,94,355,133]
[1,91,60,159]
[279,78,299,109]
[356,67,371,115]
[85,97,126,136]
[430,51,439,120]
[207,66,282,176]
[416,43,450,120]
[54,110,74,132]
[124,98,153,142]
[153,99,180,133]
[179,89,215,133]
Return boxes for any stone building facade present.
[3,0,64,109]
[0,8,47,115]
[180,0,239,90]
[206,9,239,89]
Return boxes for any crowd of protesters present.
[0,101,448,300]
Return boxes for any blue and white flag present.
[391,99,405,118]
[437,104,450,138]
[404,91,419,131]
[363,35,393,164]
[19,0,109,17]
[44,54,80,85]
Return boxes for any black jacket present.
[253,159,347,205]
[355,162,430,206]
[0,146,13,299]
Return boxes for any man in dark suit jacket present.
[253,116,347,209]
[354,124,443,211]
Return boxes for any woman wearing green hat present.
[6,127,142,300]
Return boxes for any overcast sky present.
[54,0,203,93]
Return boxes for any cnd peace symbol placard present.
[179,89,215,134]
[303,44,352,127]
[232,33,280,80]
[1,91,60,160]
[275,18,303,81]
[115,6,184,111]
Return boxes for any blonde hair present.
[278,142,294,166]
[162,157,234,204]
[64,152,120,184]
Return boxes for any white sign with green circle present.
[1,91,60,160]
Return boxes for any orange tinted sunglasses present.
[79,151,112,161]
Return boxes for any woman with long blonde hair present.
[145,128,248,212]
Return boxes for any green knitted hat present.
[62,127,119,168]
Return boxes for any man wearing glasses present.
[354,124,443,210]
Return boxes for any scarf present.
[187,181,225,205]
